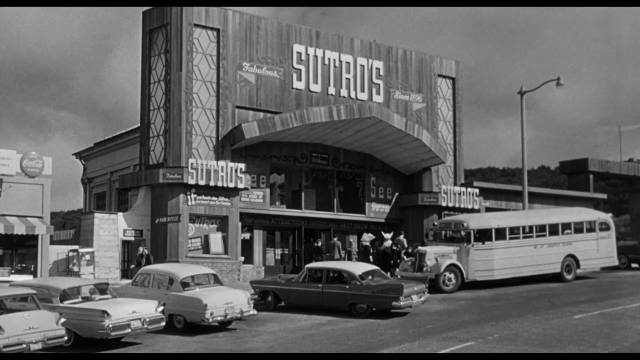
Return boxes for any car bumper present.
[391,292,429,309]
[96,314,167,338]
[201,308,258,325]
[0,331,67,353]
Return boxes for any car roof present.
[0,286,37,297]
[10,277,107,292]
[305,261,380,274]
[138,263,217,279]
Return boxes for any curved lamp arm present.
[517,76,563,96]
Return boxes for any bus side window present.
[561,222,572,235]
[598,222,611,232]
[573,221,585,234]
[585,221,596,233]
[474,229,492,244]
[548,223,560,237]
[534,224,547,238]
[494,228,507,241]
[508,227,521,240]
[522,225,534,239]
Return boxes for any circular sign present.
[20,152,45,178]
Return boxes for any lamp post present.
[517,76,563,210]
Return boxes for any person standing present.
[312,238,324,262]
[379,232,394,275]
[327,236,344,260]
[394,231,408,261]
[358,235,373,264]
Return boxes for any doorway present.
[264,228,301,276]
[121,238,146,279]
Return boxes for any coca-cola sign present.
[20,152,44,178]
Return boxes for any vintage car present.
[10,277,166,346]
[250,261,429,318]
[0,286,67,353]
[617,239,640,269]
[112,263,257,331]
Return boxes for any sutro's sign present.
[19,152,45,178]
[441,185,480,210]
[187,159,248,189]
[292,43,384,103]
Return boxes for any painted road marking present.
[437,342,476,353]
[573,302,640,319]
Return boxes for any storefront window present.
[188,215,228,256]
[117,189,130,212]
[303,168,334,212]
[0,235,37,277]
[336,171,365,214]
[269,165,302,209]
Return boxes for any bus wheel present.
[560,257,577,282]
[436,266,462,293]
[618,255,631,270]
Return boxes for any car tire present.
[560,256,577,282]
[218,320,233,329]
[436,266,462,293]
[169,314,188,331]
[618,254,631,270]
[63,329,80,347]
[260,291,279,311]
[349,303,372,318]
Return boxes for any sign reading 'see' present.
[292,43,384,103]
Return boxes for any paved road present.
[45,268,640,353]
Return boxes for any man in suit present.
[327,236,344,260]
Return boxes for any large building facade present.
[75,7,470,282]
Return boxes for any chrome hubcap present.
[442,272,456,288]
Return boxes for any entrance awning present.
[225,102,447,175]
[0,216,53,235]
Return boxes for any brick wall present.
[181,258,242,284]
[240,264,264,282]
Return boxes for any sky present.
[1,7,640,211]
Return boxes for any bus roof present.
[436,207,611,229]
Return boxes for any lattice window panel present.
[148,26,169,166]
[188,25,218,161]
[436,76,455,187]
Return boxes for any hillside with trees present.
[464,165,568,190]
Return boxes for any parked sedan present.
[0,286,67,353]
[112,263,257,331]
[617,239,640,269]
[250,261,429,318]
[10,277,166,346]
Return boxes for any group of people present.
[304,236,350,263]
[358,231,414,277]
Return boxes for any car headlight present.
[57,316,67,327]
[247,296,253,307]
[102,310,111,320]
[156,302,165,314]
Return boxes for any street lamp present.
[517,76,563,210]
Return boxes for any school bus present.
[420,207,617,293]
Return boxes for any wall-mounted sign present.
[162,169,184,182]
[419,193,440,205]
[292,43,384,103]
[238,62,284,80]
[188,215,223,236]
[187,237,203,251]
[0,149,17,176]
[369,175,396,203]
[391,89,424,103]
[310,152,329,166]
[185,190,232,206]
[187,159,248,189]
[240,190,265,204]
[154,215,181,224]
[123,228,143,238]
[20,152,45,178]
[441,185,480,210]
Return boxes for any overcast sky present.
[2,7,639,211]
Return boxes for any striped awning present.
[0,216,53,235]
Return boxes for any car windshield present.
[0,295,40,315]
[357,269,391,283]
[60,283,113,304]
[180,273,223,291]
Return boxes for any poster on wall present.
[265,248,275,266]
[208,232,225,255]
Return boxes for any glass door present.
[264,227,301,276]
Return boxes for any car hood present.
[178,286,250,307]
[0,310,62,336]
[61,297,160,319]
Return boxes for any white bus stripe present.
[573,302,640,319]
[437,342,476,353]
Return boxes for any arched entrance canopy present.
[225,102,447,175]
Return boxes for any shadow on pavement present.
[257,305,410,320]
[43,338,140,353]
[448,273,597,293]
[155,323,237,337]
